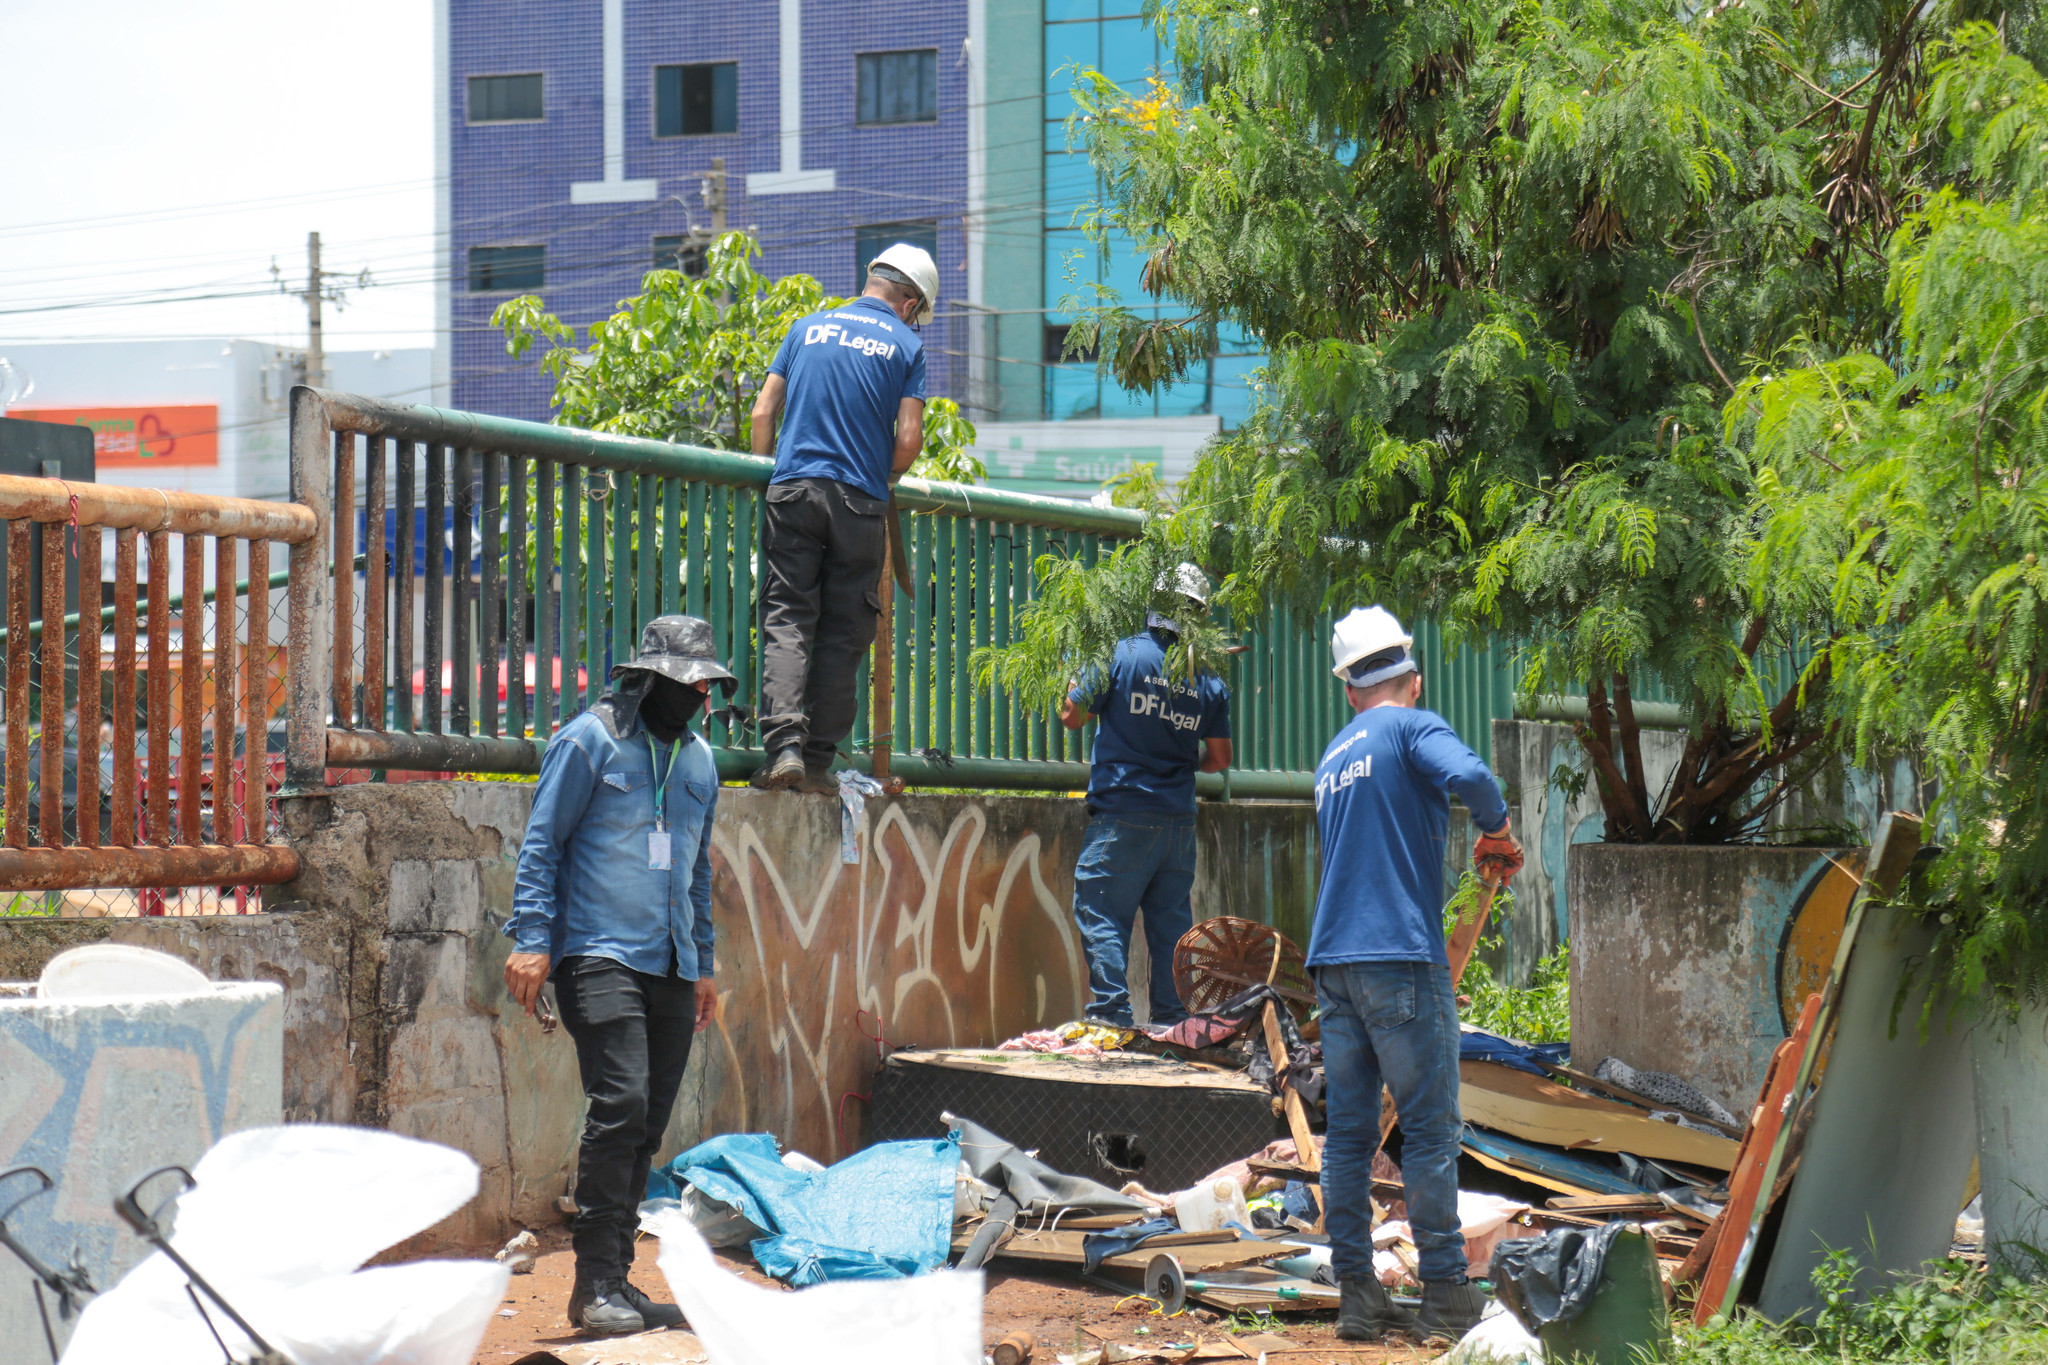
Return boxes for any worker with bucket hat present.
[747,242,938,793]
[1058,563,1234,1028]
[505,616,735,1335]
[1309,605,1525,1343]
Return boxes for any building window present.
[854,222,939,295]
[1043,323,1098,364]
[857,50,938,125]
[652,235,708,277]
[468,73,544,123]
[468,245,545,292]
[656,63,737,136]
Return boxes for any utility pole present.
[303,231,325,390]
[273,232,369,390]
[707,157,727,234]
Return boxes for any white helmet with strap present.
[1331,605,1416,687]
[867,243,938,325]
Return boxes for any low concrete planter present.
[1973,1004,2048,1271]
[1568,842,1863,1113]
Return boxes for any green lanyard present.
[647,735,680,831]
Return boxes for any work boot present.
[568,1277,644,1335]
[1336,1275,1412,1341]
[796,765,840,795]
[614,1278,685,1329]
[1416,1278,1489,1339]
[749,748,804,790]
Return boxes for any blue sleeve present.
[506,728,599,956]
[768,321,801,378]
[691,784,718,976]
[1198,677,1231,740]
[904,343,928,402]
[1070,662,1110,716]
[1408,714,1509,833]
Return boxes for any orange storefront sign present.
[6,404,220,468]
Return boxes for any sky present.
[0,0,436,366]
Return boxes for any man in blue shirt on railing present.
[1059,564,1233,1027]
[746,243,937,793]
[504,616,732,1337]
[1309,605,1524,1344]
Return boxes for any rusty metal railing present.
[0,475,312,893]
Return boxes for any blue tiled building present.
[433,0,1262,454]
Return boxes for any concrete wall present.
[0,783,1316,1248]
[0,979,282,1349]
[1567,842,1862,1113]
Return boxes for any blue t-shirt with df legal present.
[1308,704,1509,969]
[767,295,927,501]
[1071,629,1231,816]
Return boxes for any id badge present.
[648,831,672,870]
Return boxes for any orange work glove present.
[1474,823,1525,882]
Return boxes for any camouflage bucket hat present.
[609,615,737,692]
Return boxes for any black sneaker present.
[795,766,840,795]
[613,1278,685,1329]
[568,1277,644,1336]
[749,748,804,790]
[1416,1278,1489,1338]
[1337,1275,1413,1341]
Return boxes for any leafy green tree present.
[990,0,2008,843]
[1741,24,2048,1003]
[493,232,983,481]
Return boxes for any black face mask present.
[639,677,706,741]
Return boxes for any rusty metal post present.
[112,529,137,845]
[147,529,171,847]
[77,525,100,848]
[39,522,64,845]
[364,435,386,731]
[214,535,236,843]
[5,523,29,848]
[180,533,204,845]
[246,538,269,843]
[332,430,355,729]
[286,386,335,790]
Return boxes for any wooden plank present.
[888,1048,1267,1093]
[958,1226,1305,1273]
[1460,1060,1740,1170]
[1462,1143,1608,1199]
[1536,1060,1745,1137]
[1545,1194,1667,1213]
[1262,1003,1325,1229]
[1446,875,1499,986]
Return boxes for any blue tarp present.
[1460,1027,1572,1078]
[653,1132,959,1286]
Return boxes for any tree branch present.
[1613,671,1654,835]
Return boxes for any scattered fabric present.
[1080,1215,1182,1273]
[1460,1025,1573,1078]
[1375,1190,1537,1282]
[996,1020,1136,1055]
[836,769,885,863]
[950,1113,1151,1219]
[1595,1056,1739,1128]
[671,1132,958,1284]
[1443,1302,1546,1365]
[1139,1013,1254,1050]
[1491,1221,1631,1333]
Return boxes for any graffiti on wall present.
[684,797,1088,1160]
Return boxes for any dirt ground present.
[468,1226,1446,1365]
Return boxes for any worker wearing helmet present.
[1311,606,1524,1343]
[1057,563,1233,1028]
[747,243,938,792]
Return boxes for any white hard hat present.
[867,243,939,325]
[1331,605,1416,686]
[1155,561,1210,608]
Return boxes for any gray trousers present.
[759,477,888,764]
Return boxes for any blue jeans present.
[1315,959,1465,1284]
[1072,811,1196,1026]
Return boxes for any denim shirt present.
[505,710,719,979]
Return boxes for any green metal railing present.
[286,388,1376,798]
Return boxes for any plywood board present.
[1754,902,1978,1320]
[1460,1060,1740,1170]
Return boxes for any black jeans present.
[759,477,888,765]
[553,955,697,1281]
